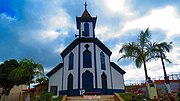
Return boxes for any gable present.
[110,62,126,75]
[46,63,63,77]
[61,38,112,58]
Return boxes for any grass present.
[119,93,150,101]
[52,96,62,101]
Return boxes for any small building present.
[0,85,27,101]
[33,83,48,97]
[47,3,126,96]
[20,83,48,100]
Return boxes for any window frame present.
[84,22,89,36]
[50,86,57,95]
[83,50,92,68]
[100,52,106,70]
[68,52,74,70]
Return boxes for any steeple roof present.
[81,8,92,18]
[76,1,97,29]
[81,1,92,18]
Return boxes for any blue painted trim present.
[59,88,125,96]
[68,52,74,70]
[83,49,92,68]
[79,22,81,37]
[62,60,64,90]
[46,63,63,77]
[78,43,81,89]
[100,52,106,70]
[61,38,112,58]
[110,62,126,74]
[84,22,89,36]
[109,57,113,89]
[93,42,97,88]
[93,21,95,38]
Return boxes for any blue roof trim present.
[110,62,126,74]
[61,38,112,58]
[46,63,63,77]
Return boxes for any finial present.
[84,0,88,9]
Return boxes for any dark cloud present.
[0,0,73,68]
[0,0,179,79]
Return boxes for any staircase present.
[66,95,115,101]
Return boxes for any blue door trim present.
[93,42,97,88]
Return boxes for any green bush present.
[39,92,53,101]
[119,93,148,101]
[31,92,53,101]
[52,96,62,101]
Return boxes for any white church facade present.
[47,5,126,96]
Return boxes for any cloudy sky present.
[0,0,180,84]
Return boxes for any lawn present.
[119,93,151,101]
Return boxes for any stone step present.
[66,95,114,101]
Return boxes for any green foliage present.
[10,58,45,87]
[118,28,173,81]
[119,93,136,100]
[0,59,19,95]
[119,28,155,79]
[52,96,62,101]
[119,93,148,101]
[0,58,45,96]
[38,92,53,101]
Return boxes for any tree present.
[0,59,19,101]
[152,42,173,93]
[10,58,45,101]
[118,28,155,81]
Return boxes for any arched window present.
[67,73,73,95]
[100,52,106,70]
[69,52,74,70]
[83,50,91,68]
[101,72,107,94]
[84,23,89,36]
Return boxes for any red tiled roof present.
[22,88,35,92]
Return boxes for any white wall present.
[111,67,125,89]
[49,39,125,95]
[48,67,63,97]
[80,42,95,88]
[63,45,79,90]
[95,46,112,89]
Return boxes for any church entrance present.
[101,73,107,94]
[67,74,73,95]
[82,71,93,92]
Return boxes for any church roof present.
[61,38,112,58]
[110,62,126,74]
[46,63,63,77]
[81,8,92,18]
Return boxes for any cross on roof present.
[84,0,88,9]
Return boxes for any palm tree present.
[10,58,44,101]
[119,28,154,81]
[152,42,173,93]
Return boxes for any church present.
[47,3,126,96]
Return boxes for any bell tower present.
[76,1,97,38]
